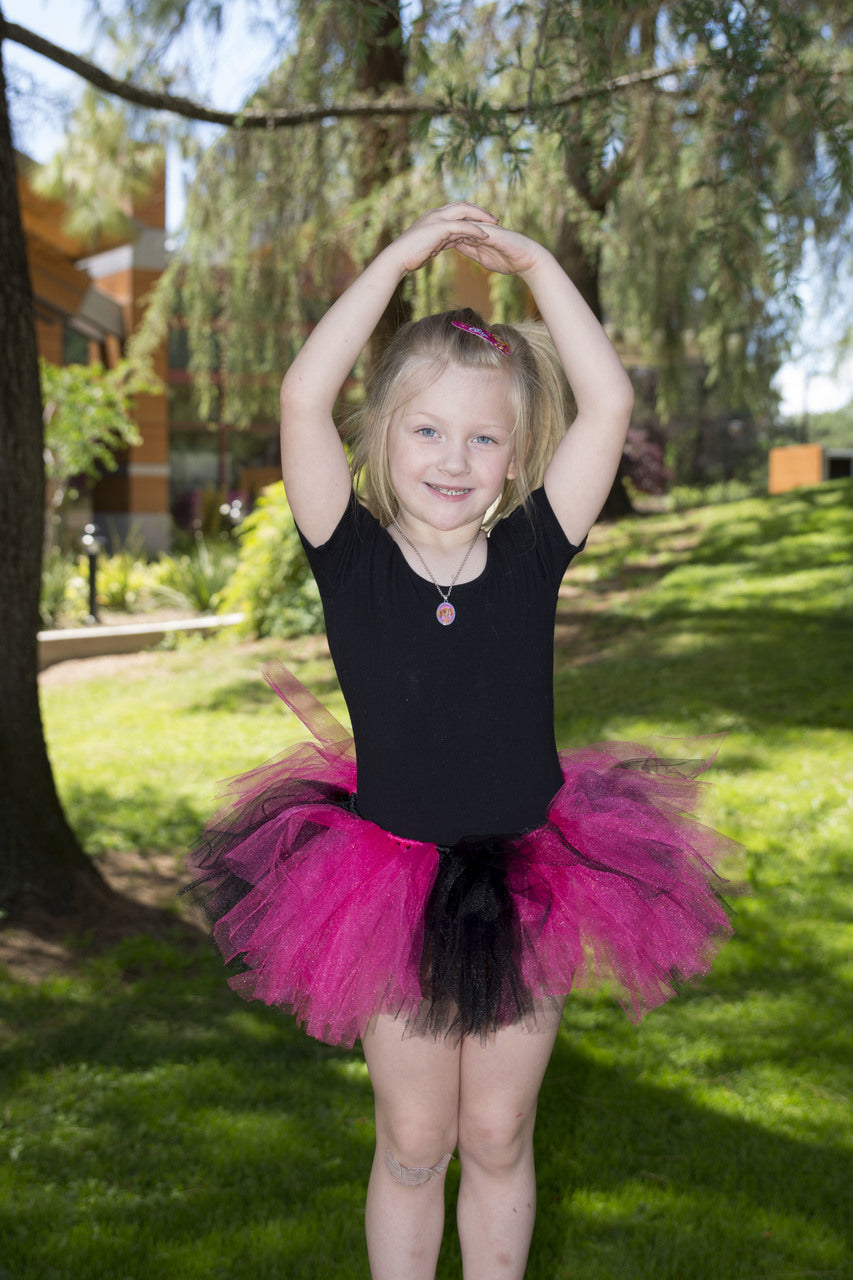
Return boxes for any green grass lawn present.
[1,481,851,1279]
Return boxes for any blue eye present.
[473,434,496,446]
[416,426,438,438]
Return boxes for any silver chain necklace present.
[392,522,482,626]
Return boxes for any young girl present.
[188,202,733,1279]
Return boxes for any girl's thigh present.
[362,1014,462,1126]
[458,1004,564,1136]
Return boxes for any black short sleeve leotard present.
[298,487,584,846]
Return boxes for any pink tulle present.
[187,663,735,1046]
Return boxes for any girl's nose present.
[438,442,470,475]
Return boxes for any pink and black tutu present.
[185,664,735,1047]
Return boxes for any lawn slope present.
[1,481,850,1279]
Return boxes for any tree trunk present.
[551,212,633,518]
[353,0,411,364]
[0,26,110,917]
[554,211,603,321]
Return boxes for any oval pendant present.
[436,601,456,626]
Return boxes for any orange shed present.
[768,444,826,494]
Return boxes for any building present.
[19,150,172,551]
[768,443,853,493]
[19,151,312,551]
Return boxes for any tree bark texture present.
[554,211,603,322]
[353,0,412,363]
[0,27,109,917]
[552,193,633,516]
[553,215,633,517]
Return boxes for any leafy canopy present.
[21,2,852,426]
[41,357,153,489]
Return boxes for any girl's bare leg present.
[456,1005,563,1280]
[361,1015,461,1280]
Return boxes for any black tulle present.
[418,835,542,1038]
[181,777,352,925]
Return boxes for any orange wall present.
[20,151,171,544]
[90,264,169,517]
[35,316,64,365]
[768,444,824,494]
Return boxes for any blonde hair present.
[348,308,572,529]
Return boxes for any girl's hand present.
[451,222,549,278]
[386,202,499,274]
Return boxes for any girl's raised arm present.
[524,247,634,546]
[280,203,495,547]
[455,225,634,547]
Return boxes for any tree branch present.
[526,0,554,117]
[2,17,695,129]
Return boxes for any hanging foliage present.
[19,1,851,430]
[40,357,157,551]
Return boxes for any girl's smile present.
[426,483,472,498]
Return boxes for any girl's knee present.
[383,1146,454,1186]
[377,1114,458,1184]
[457,1107,534,1175]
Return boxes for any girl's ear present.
[506,456,517,481]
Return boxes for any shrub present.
[94,550,152,611]
[667,479,761,511]
[153,541,239,614]
[39,549,77,627]
[220,482,324,637]
[623,427,672,494]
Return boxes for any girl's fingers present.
[422,202,498,227]
[412,224,490,263]
[440,200,497,219]
[397,209,503,271]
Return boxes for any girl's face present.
[387,361,516,541]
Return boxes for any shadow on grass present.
[555,607,852,738]
[683,482,852,573]
[61,782,205,854]
[189,674,277,712]
[185,669,344,717]
[1,926,850,1279]
[532,1022,853,1279]
[554,481,852,739]
[0,951,374,1278]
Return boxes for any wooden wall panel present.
[767,444,824,493]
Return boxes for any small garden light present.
[81,522,106,624]
[218,497,244,531]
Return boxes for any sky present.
[5,0,852,420]
[4,0,275,229]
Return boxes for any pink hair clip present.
[451,320,511,357]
